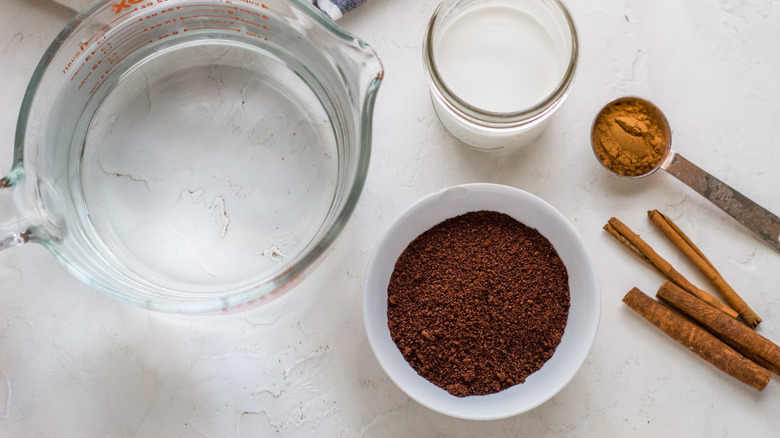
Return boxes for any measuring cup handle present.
[662,152,780,253]
[0,171,39,250]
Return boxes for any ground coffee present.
[387,210,570,397]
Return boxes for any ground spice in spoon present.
[387,210,570,397]
[592,98,668,176]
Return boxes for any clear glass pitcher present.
[0,0,383,313]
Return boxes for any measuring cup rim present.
[13,0,380,167]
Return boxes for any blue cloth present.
[313,0,367,19]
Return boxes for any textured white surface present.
[2,0,780,436]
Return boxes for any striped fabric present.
[314,0,367,19]
[52,0,367,20]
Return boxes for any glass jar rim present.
[423,0,579,128]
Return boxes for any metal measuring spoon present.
[591,96,780,253]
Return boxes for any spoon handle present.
[661,152,780,253]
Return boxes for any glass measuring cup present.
[0,0,383,312]
[591,97,780,253]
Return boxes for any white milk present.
[434,3,562,113]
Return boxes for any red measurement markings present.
[79,6,140,51]
[233,17,267,28]
[69,61,86,81]
[103,18,148,48]
[66,4,157,74]
[244,30,268,41]
[94,26,150,68]
[63,50,84,74]
[182,27,241,33]
[233,7,262,17]
[171,5,217,11]
[68,1,272,83]
[112,0,175,15]
[87,36,153,94]
[71,20,147,83]
[112,0,147,15]
[94,27,148,66]
[178,4,270,31]
[174,3,268,18]
[85,0,175,47]
[181,14,236,23]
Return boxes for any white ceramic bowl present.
[363,183,600,420]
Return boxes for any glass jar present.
[423,0,579,151]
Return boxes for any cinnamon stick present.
[656,280,780,375]
[622,287,770,391]
[603,222,651,264]
[605,217,739,319]
[648,209,761,328]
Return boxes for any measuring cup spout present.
[0,168,42,250]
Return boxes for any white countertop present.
[2,0,780,436]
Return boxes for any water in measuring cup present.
[74,38,338,292]
[434,3,563,113]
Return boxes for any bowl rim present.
[362,183,600,420]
